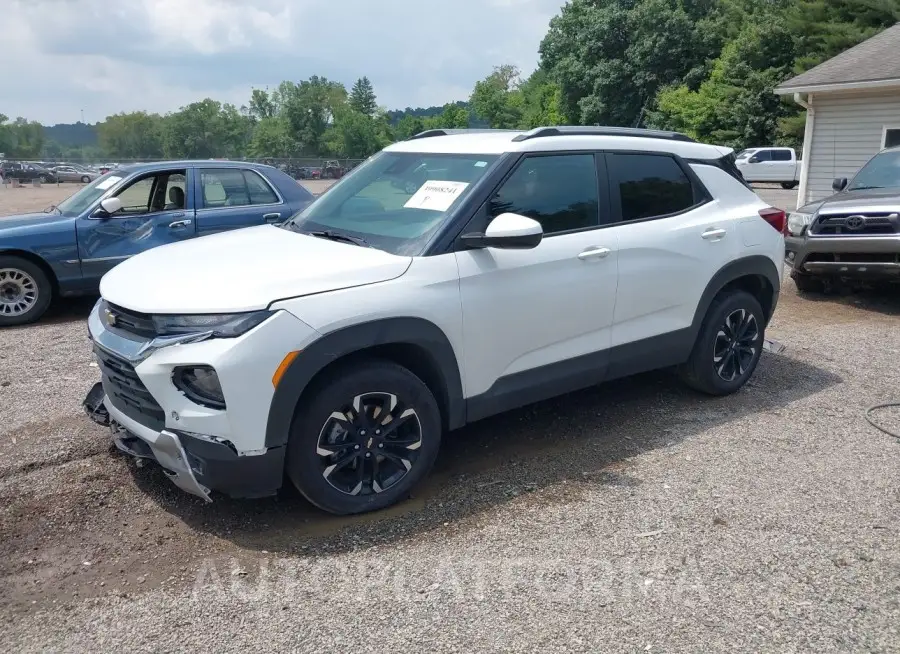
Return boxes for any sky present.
[2,0,564,126]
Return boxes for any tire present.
[780,181,798,190]
[678,290,765,396]
[81,175,91,183]
[286,359,442,515]
[39,175,50,183]
[790,270,825,293]
[0,255,53,326]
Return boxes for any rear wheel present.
[0,256,53,326]
[781,181,798,190]
[679,290,765,396]
[81,175,91,183]
[286,360,442,515]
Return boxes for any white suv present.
[83,126,785,515]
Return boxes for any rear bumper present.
[785,234,900,278]
[104,392,285,500]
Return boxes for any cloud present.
[1,0,562,125]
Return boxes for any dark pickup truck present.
[785,146,900,291]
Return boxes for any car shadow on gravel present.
[790,284,900,317]
[127,351,842,557]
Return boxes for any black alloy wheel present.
[316,391,423,496]
[286,360,441,515]
[713,308,759,382]
[679,289,765,395]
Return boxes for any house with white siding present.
[775,23,900,208]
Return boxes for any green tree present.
[275,76,348,154]
[162,99,252,158]
[0,116,45,158]
[540,0,729,126]
[470,65,525,128]
[248,88,276,120]
[423,103,470,130]
[327,107,392,158]
[248,117,294,158]
[97,111,164,159]
[649,20,798,148]
[349,77,378,116]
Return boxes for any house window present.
[882,127,900,149]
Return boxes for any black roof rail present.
[406,128,520,140]
[511,126,696,143]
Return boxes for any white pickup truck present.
[735,147,800,189]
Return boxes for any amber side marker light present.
[272,351,301,387]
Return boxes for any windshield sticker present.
[95,175,122,190]
[474,161,488,167]
[403,180,469,212]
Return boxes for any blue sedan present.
[0,160,315,325]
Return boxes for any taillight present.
[759,207,787,234]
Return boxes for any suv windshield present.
[285,151,500,255]
[55,171,126,216]
[846,149,900,191]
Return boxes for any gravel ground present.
[2,184,900,652]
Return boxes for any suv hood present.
[99,224,413,314]
[799,188,900,215]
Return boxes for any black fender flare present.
[689,255,781,337]
[264,317,465,448]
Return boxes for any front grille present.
[95,346,165,431]
[105,302,157,338]
[811,212,899,236]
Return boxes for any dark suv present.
[785,146,900,291]
[0,161,58,183]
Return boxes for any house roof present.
[776,23,900,94]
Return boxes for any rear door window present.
[609,153,698,221]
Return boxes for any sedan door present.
[76,168,197,283]
[193,167,288,235]
[454,152,619,414]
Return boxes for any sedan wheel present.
[0,268,40,318]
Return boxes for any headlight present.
[787,212,812,236]
[173,366,225,409]
[152,310,274,338]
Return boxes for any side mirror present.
[748,156,760,163]
[95,196,123,218]
[832,177,848,192]
[460,212,543,250]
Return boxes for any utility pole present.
[80,109,85,124]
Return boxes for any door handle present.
[701,228,726,240]
[263,212,281,223]
[577,246,611,260]
[169,219,192,229]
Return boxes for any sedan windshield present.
[285,151,500,255]
[847,149,900,190]
[55,171,126,216]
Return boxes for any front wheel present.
[0,256,53,326]
[39,175,50,183]
[286,360,442,515]
[81,175,91,183]
[781,181,798,190]
[679,290,765,396]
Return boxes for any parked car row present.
[0,160,105,184]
